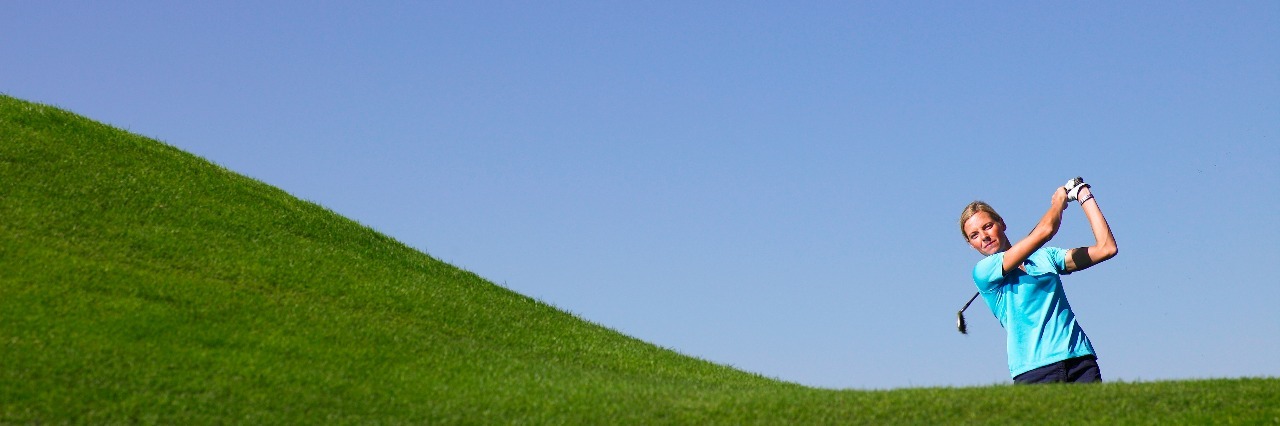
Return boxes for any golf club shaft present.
[960,291,979,312]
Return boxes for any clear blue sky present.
[7,1,1277,389]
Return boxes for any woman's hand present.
[1052,185,1070,212]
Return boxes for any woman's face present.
[963,211,1007,256]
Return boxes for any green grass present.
[1,94,1276,424]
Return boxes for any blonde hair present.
[959,201,1003,240]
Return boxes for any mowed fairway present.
[1,95,1276,424]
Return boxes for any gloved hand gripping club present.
[1064,176,1090,202]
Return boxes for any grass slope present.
[1,94,1276,424]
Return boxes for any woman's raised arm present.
[1064,185,1118,273]
[1002,187,1070,274]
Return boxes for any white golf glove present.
[1064,177,1090,201]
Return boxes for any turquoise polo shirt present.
[973,247,1096,378]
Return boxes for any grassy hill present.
[1,94,1276,424]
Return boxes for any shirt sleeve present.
[1043,246,1068,273]
[972,252,1005,292]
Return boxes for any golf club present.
[957,291,979,334]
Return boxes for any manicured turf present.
[2,94,1276,424]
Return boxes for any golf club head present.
[957,292,979,335]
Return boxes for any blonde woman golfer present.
[959,178,1117,383]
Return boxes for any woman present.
[959,178,1117,383]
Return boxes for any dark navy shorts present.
[1013,355,1102,384]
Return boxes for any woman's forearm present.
[1078,187,1118,260]
[1032,202,1064,245]
[1003,191,1068,273]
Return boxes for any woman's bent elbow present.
[1100,243,1118,261]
